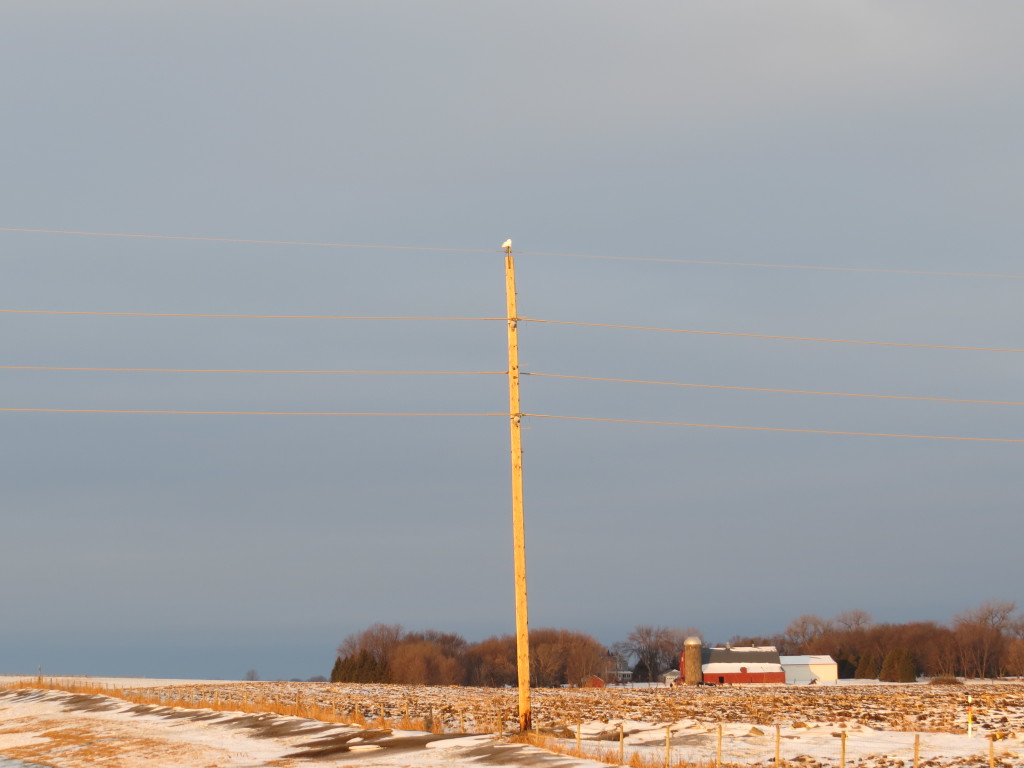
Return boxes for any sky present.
[2,1,1022,682]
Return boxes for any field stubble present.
[104,680,1024,735]
[4,679,1024,768]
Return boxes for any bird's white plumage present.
[502,239,512,249]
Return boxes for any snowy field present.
[1,679,1022,767]
[0,688,553,768]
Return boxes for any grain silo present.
[682,636,703,685]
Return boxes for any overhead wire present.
[0,366,505,375]
[3,308,1018,353]
[0,408,506,417]
[518,248,1024,279]
[3,228,1019,442]
[0,309,502,322]
[523,372,1024,407]
[3,226,1021,279]
[519,318,1024,354]
[523,414,1024,443]
[2,405,1017,442]
[0,227,488,255]
[3,366,1018,408]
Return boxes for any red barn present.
[679,644,786,685]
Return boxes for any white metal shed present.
[780,655,838,684]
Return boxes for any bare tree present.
[532,640,567,687]
[954,601,1018,678]
[625,625,665,682]
[337,623,404,667]
[625,626,697,681]
[465,635,516,687]
[389,640,464,685]
[1004,638,1024,677]
[785,614,833,652]
[834,610,872,632]
[563,631,608,686]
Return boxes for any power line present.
[3,226,1020,279]
[1,366,504,375]
[524,372,1024,407]
[520,249,1024,279]
[0,309,502,322]
[525,414,1024,443]
[0,408,506,417]
[5,405,1018,442]
[5,308,1018,353]
[520,318,1024,354]
[6,366,1015,408]
[0,227,489,255]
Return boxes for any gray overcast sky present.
[2,1,1022,681]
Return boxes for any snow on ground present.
[0,688,593,768]
[2,680,1023,767]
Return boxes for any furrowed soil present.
[3,682,1023,767]
[125,681,1024,734]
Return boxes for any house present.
[604,651,633,685]
[780,655,838,684]
[680,642,786,685]
[606,668,632,685]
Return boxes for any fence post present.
[577,721,582,757]
[459,708,465,733]
[989,736,995,768]
[914,733,920,768]
[841,731,847,768]
[716,723,722,768]
[665,724,671,767]
[619,722,624,765]
[775,724,782,767]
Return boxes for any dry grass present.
[0,677,438,733]
[6,678,1023,743]
[511,730,716,768]
[928,676,965,686]
[5,679,1024,768]
[0,716,211,767]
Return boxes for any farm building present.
[679,640,786,685]
[780,655,839,684]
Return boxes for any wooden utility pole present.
[504,238,531,732]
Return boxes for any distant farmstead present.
[679,640,786,685]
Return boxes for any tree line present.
[330,601,1024,686]
[330,624,612,686]
[329,622,708,686]
[733,601,1024,682]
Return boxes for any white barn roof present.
[703,662,783,674]
[781,655,836,666]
